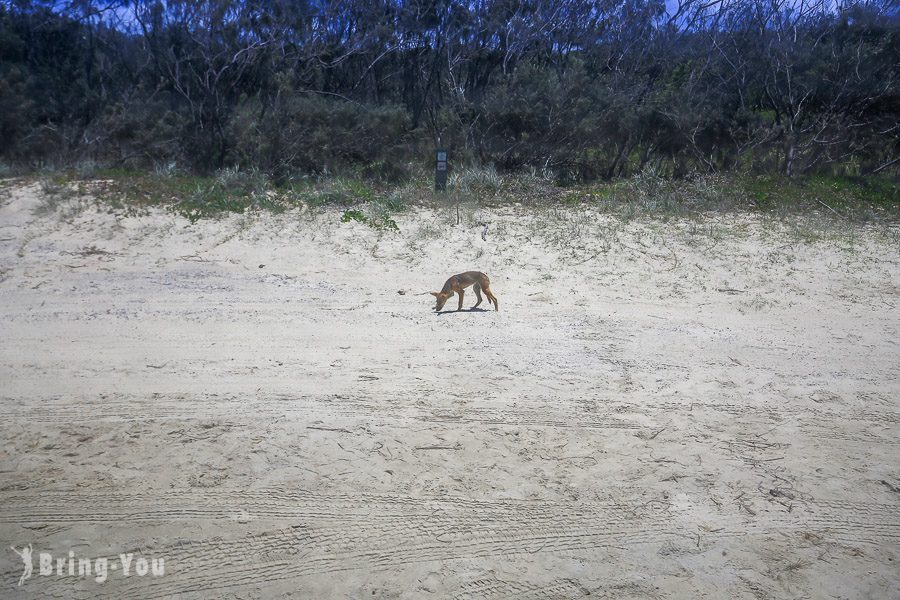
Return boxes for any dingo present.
[431,271,498,312]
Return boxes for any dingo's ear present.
[430,292,440,297]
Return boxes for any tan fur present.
[430,271,498,312]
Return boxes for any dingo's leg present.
[457,288,464,311]
[484,286,498,311]
[473,283,484,308]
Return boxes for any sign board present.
[435,149,448,191]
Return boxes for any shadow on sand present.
[435,307,492,316]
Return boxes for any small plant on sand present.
[450,166,505,197]
[307,177,376,207]
[340,209,368,225]
[174,168,282,223]
[340,204,399,231]
[34,177,86,217]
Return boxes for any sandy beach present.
[1,181,898,598]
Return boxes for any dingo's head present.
[430,291,451,312]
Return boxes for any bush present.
[229,95,413,182]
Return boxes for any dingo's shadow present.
[435,307,491,316]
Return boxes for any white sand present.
[0,182,898,598]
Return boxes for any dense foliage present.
[0,0,897,181]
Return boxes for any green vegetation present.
[340,207,399,232]
[21,167,898,227]
[570,173,900,222]
[22,168,407,228]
